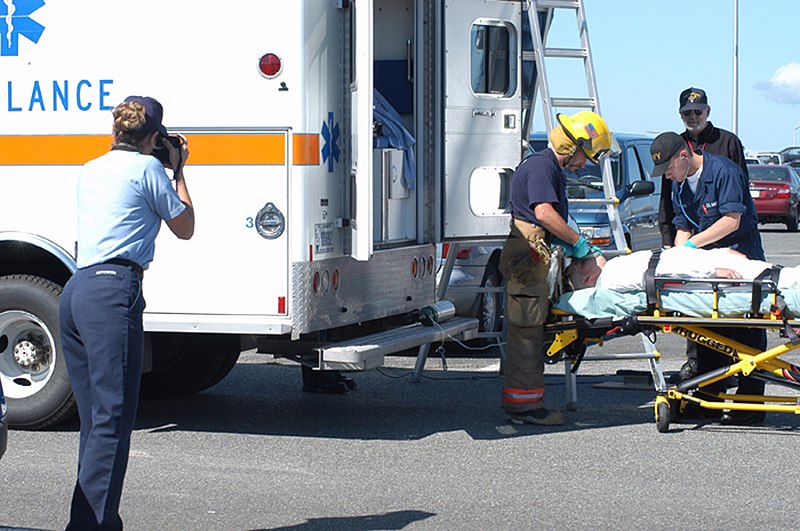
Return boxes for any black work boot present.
[668,358,698,384]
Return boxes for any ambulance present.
[0,0,528,428]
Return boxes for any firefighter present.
[499,111,613,425]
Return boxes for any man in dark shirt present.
[658,88,751,385]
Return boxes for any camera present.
[151,134,183,167]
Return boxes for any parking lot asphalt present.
[2,228,800,530]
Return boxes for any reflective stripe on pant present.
[59,263,145,531]
[502,321,546,412]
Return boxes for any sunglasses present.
[681,109,705,117]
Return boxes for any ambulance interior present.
[371,0,418,246]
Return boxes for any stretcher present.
[545,268,800,432]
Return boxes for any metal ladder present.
[522,0,627,256]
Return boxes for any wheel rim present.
[479,277,498,332]
[0,310,57,400]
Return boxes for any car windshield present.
[749,166,790,182]
[530,139,621,199]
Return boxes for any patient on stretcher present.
[566,246,800,292]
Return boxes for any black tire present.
[139,333,241,399]
[787,207,799,232]
[0,275,76,429]
[475,263,503,344]
[655,400,670,433]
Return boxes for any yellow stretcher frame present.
[545,312,800,433]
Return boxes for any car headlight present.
[580,225,612,246]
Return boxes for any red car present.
[749,164,800,231]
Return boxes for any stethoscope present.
[677,162,702,232]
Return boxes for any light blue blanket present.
[553,286,800,319]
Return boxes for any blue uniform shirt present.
[76,149,186,269]
[671,151,764,260]
[510,148,568,239]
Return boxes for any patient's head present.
[565,255,606,290]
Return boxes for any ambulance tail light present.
[259,53,283,78]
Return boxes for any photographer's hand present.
[166,134,189,174]
[166,137,194,240]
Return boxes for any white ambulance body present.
[0,0,524,427]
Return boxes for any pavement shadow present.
[128,359,673,441]
[254,509,435,530]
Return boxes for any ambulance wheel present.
[655,400,670,433]
[140,333,241,398]
[0,275,77,429]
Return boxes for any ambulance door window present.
[470,24,515,96]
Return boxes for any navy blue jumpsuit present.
[671,151,766,398]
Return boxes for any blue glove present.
[552,237,575,257]
[572,235,592,259]
[683,240,697,249]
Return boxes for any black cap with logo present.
[650,132,687,177]
[679,87,709,112]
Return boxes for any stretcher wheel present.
[655,400,670,433]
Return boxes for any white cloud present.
[755,62,800,104]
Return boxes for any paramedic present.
[499,111,613,425]
[60,96,194,530]
[650,131,766,425]
[659,88,749,384]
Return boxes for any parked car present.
[441,132,662,338]
[745,156,760,165]
[0,380,7,460]
[748,164,800,231]
[757,152,783,165]
[779,146,800,168]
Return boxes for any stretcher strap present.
[644,249,663,313]
[750,266,782,316]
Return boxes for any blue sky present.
[534,0,800,153]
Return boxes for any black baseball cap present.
[679,87,709,112]
[650,132,687,176]
[123,95,168,136]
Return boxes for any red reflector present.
[278,296,286,314]
[313,271,320,293]
[442,244,472,260]
[259,53,282,78]
[456,246,472,260]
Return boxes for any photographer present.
[59,95,194,530]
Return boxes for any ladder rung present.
[551,97,596,108]
[522,51,536,61]
[569,197,620,206]
[545,47,588,59]
[536,0,580,10]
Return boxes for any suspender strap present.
[751,266,782,316]
[644,249,663,312]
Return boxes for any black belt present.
[102,258,144,278]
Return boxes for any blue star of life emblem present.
[0,0,46,57]
[321,111,340,173]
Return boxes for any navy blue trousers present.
[59,263,145,531]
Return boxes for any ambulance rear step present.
[317,317,479,371]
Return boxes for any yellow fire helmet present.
[551,111,615,163]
